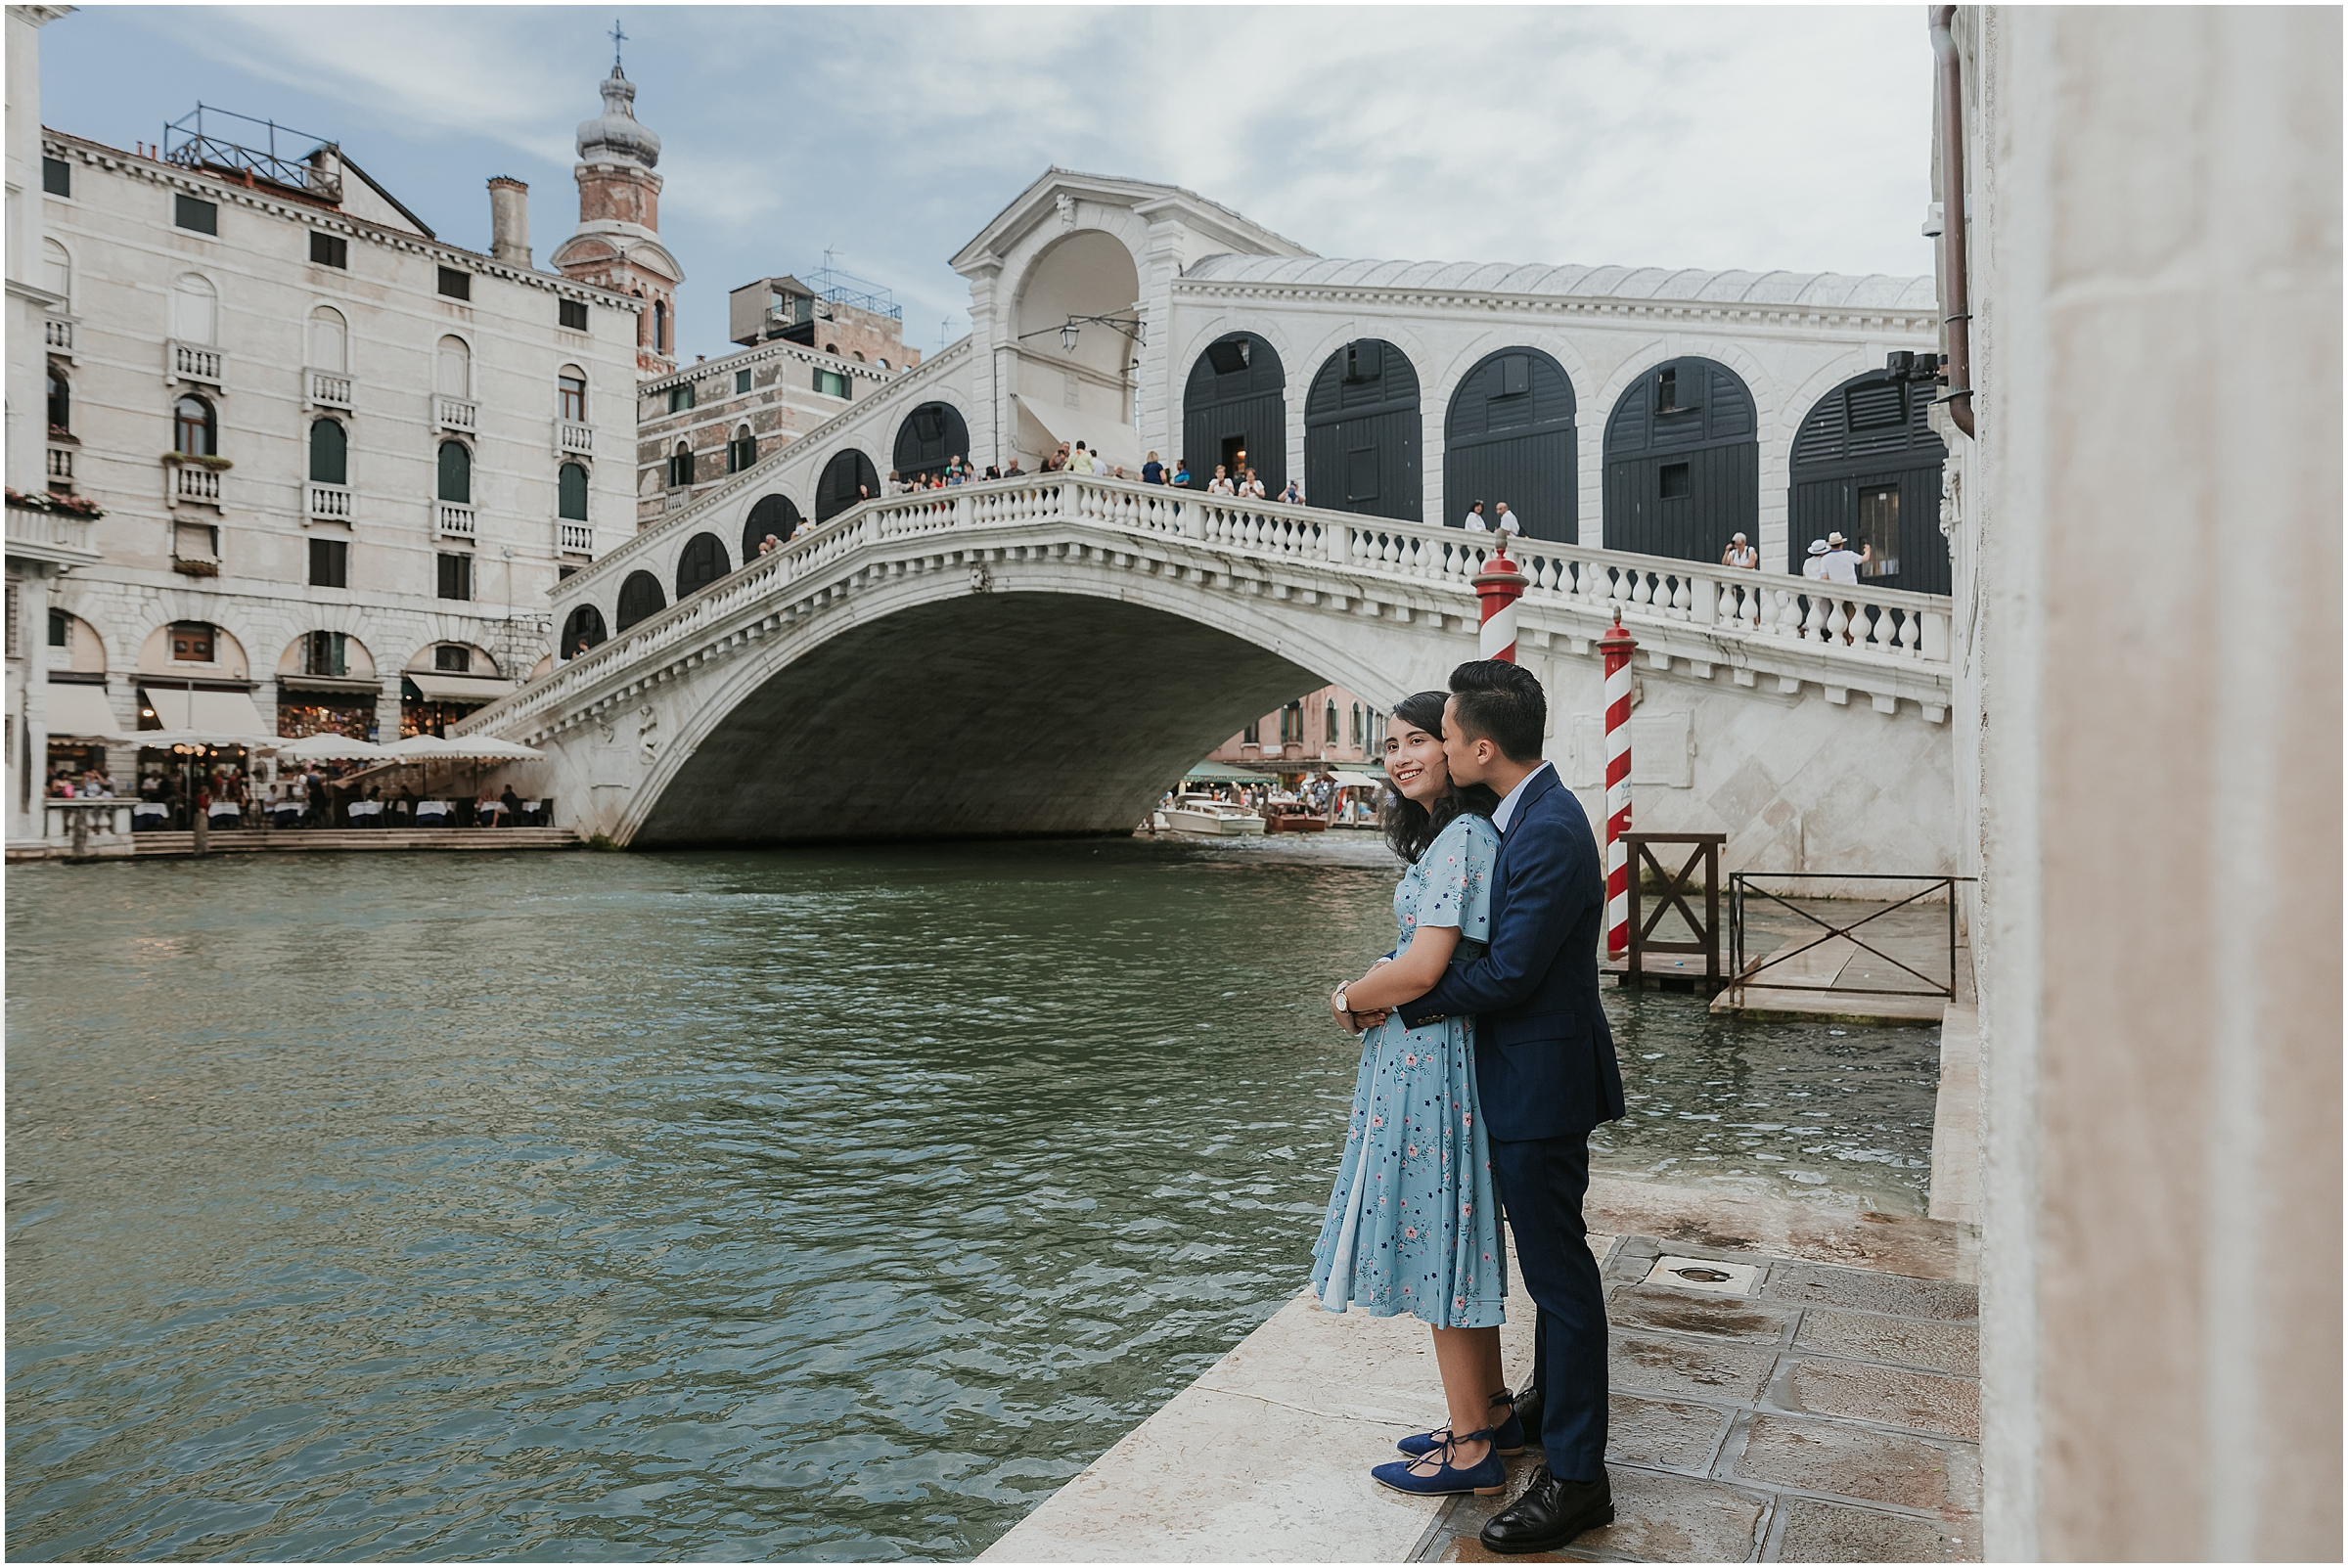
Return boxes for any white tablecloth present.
[348,800,384,820]
[207,802,242,822]
[132,803,167,826]
[415,800,452,822]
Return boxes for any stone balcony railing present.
[559,521,594,557]
[169,463,222,508]
[496,474,1959,743]
[308,482,353,523]
[44,317,74,356]
[436,502,476,540]
[306,369,353,409]
[45,446,73,487]
[4,500,99,561]
[433,395,478,434]
[555,420,594,457]
[169,340,225,387]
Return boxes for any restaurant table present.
[270,802,303,828]
[207,802,243,825]
[347,800,384,825]
[132,802,167,829]
[521,798,545,827]
[475,801,505,826]
[414,800,452,825]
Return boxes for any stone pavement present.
[980,1178,1978,1563]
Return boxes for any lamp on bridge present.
[1019,314,1148,353]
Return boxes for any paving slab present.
[1759,1261,1978,1320]
[1583,1177,1975,1282]
[1610,1332,1777,1405]
[1427,1467,1769,1564]
[1772,1497,1979,1562]
[1608,1394,1734,1473]
[1780,1359,1980,1443]
[1792,1307,1977,1377]
[1731,1412,1980,1513]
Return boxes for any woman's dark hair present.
[1379,690,1500,863]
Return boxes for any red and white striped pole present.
[1472,545,1528,663]
[1599,609,1637,956]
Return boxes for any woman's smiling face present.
[1384,713,1451,804]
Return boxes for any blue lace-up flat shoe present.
[1398,1390,1524,1458]
[1372,1427,1508,1498]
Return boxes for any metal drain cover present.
[1644,1255,1760,1295]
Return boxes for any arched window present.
[614,569,665,632]
[172,273,216,344]
[558,366,587,422]
[437,440,471,504]
[46,367,68,434]
[892,402,971,481]
[1326,700,1339,744]
[742,493,802,560]
[559,462,588,521]
[172,394,214,457]
[1785,369,1951,593]
[40,238,69,303]
[434,335,470,398]
[307,306,347,373]
[877,357,891,371]
[653,299,666,353]
[667,440,695,489]
[674,532,730,598]
[1282,700,1305,744]
[727,424,755,473]
[561,604,608,657]
[308,419,346,485]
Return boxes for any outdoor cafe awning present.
[1181,760,1279,783]
[140,684,269,738]
[402,673,517,704]
[44,681,119,741]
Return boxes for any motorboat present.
[1164,792,1266,836]
[1262,802,1329,833]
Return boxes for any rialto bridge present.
[456,168,1961,860]
[459,473,1955,866]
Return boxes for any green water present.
[5,838,1937,1560]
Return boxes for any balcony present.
[4,500,100,564]
[559,520,594,557]
[433,395,477,433]
[436,502,475,540]
[45,446,74,489]
[169,462,223,509]
[556,419,594,457]
[169,339,225,388]
[306,369,352,409]
[44,317,75,359]
[307,482,353,523]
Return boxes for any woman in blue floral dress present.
[1311,690,1518,1500]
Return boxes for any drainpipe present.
[1929,5,1976,437]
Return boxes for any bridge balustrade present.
[474,473,1953,740]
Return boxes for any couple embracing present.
[1312,658,1626,1555]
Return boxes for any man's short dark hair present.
[1449,659,1547,764]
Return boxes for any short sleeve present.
[1414,815,1500,939]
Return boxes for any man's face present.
[1440,695,1494,785]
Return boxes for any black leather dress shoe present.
[1479,1464,1614,1554]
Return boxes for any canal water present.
[6,838,1938,1560]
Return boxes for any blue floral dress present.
[1310,812,1508,1328]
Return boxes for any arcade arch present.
[814,449,880,522]
[1183,333,1286,496]
[1785,370,1950,593]
[675,532,731,599]
[615,569,667,632]
[1305,338,1422,522]
[742,494,803,561]
[1011,229,1144,471]
[1602,356,1758,563]
[893,401,971,481]
[1443,347,1577,541]
[562,603,609,658]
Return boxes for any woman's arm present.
[1341,922,1464,1013]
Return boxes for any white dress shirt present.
[1490,759,1554,834]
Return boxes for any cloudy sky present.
[40,6,1937,361]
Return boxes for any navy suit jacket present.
[1396,765,1626,1142]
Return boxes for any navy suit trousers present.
[1491,1131,1608,1480]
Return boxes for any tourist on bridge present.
[1207,465,1236,496]
[1282,478,1303,505]
[1463,500,1488,531]
[1068,442,1096,474]
[1721,532,1758,569]
[1334,660,1623,1552]
[1493,502,1522,537]
[1142,451,1164,485]
[1171,457,1192,486]
[1242,468,1267,499]
[1313,691,1511,1500]
[1802,538,1831,579]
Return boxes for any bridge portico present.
[465,475,1954,870]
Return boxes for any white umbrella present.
[274,733,388,762]
[381,734,545,761]
[119,728,276,749]
[1331,770,1386,789]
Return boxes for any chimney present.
[487,177,530,268]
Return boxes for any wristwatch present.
[1333,986,1351,1016]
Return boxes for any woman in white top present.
[1720,532,1758,570]
[1242,468,1267,500]
[1207,465,1237,496]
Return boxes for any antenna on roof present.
[610,17,627,67]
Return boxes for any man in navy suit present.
[1394,658,1625,1552]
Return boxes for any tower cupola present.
[575,66,661,168]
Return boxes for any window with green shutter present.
[559,462,588,521]
[437,441,471,504]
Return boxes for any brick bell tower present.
[550,33,684,376]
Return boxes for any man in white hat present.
[1720,532,1758,570]
[1801,539,1831,581]
[1820,531,1871,586]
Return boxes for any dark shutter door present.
[1305,339,1421,522]
[815,450,880,522]
[1182,335,1287,494]
[675,533,730,599]
[742,493,803,560]
[615,570,666,632]
[1443,348,1577,541]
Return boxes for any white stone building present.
[21,61,639,812]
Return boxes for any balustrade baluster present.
[1687,574,1715,626]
